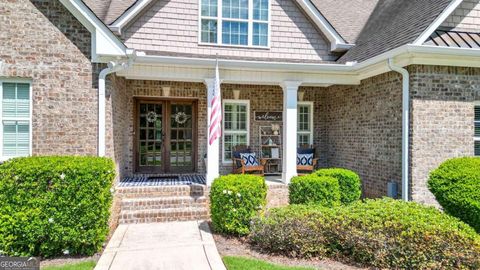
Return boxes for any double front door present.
[135,99,197,173]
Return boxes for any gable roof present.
[310,0,379,44]
[337,0,454,63]
[83,0,137,25]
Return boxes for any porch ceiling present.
[116,63,361,87]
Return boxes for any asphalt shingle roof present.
[310,0,379,44]
[337,0,452,63]
[83,0,137,25]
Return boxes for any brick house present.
[1,0,480,212]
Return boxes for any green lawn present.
[223,256,316,270]
[41,261,96,270]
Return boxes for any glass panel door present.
[169,103,195,172]
[137,102,164,172]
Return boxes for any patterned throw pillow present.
[297,153,313,166]
[240,153,259,167]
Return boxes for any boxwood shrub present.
[0,156,115,257]
[210,174,267,236]
[316,168,361,204]
[428,157,480,232]
[289,175,340,206]
[250,198,480,269]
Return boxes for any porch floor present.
[118,174,285,187]
[118,175,206,187]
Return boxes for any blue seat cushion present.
[297,148,314,155]
[240,153,259,167]
[297,153,314,166]
[234,149,253,167]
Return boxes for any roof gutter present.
[387,58,410,201]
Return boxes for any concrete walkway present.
[95,221,227,270]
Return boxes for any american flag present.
[209,58,222,145]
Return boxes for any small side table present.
[263,158,282,175]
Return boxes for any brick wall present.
[106,75,129,180]
[409,65,479,205]
[0,0,99,156]
[319,72,403,198]
[441,0,480,32]
[122,0,338,63]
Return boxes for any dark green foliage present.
[0,156,115,257]
[316,168,361,204]
[250,198,480,269]
[210,174,267,236]
[289,175,340,207]
[428,157,480,232]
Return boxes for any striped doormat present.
[118,175,206,187]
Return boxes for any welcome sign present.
[254,111,283,122]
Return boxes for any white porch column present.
[281,81,301,184]
[204,78,220,185]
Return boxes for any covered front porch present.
[106,61,360,184]
[105,57,404,198]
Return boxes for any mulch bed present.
[213,233,369,270]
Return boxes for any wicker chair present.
[297,145,319,175]
[232,145,267,176]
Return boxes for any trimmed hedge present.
[0,156,115,257]
[316,168,361,204]
[250,198,480,269]
[289,175,340,207]
[428,157,480,232]
[210,174,267,236]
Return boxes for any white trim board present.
[58,0,127,62]
[294,0,353,52]
[110,0,155,34]
[413,0,464,45]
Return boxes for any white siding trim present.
[222,99,250,164]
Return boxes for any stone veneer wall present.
[319,72,403,198]
[408,65,479,205]
[0,0,100,156]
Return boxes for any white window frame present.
[222,99,250,163]
[297,101,314,146]
[475,102,480,156]
[0,79,33,161]
[198,0,271,48]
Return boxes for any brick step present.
[121,196,208,211]
[116,185,207,198]
[119,207,209,224]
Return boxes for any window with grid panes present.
[297,103,313,147]
[0,82,31,159]
[223,100,249,162]
[200,0,269,47]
